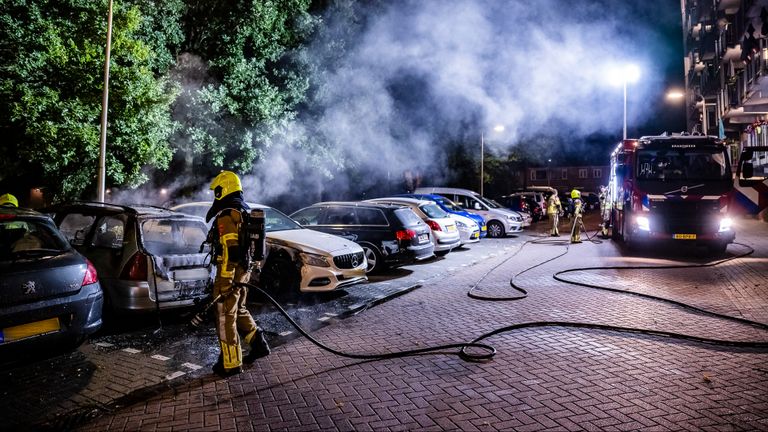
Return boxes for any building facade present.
[682,0,768,216]
[526,165,609,193]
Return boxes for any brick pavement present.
[76,218,768,431]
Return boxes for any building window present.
[531,169,547,181]
[593,168,602,178]
[561,169,568,180]
[578,168,588,179]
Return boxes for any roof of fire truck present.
[612,133,725,155]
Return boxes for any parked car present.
[581,192,600,212]
[1,207,103,359]
[171,202,367,294]
[365,197,465,253]
[290,201,434,273]
[394,193,487,238]
[486,198,532,227]
[496,194,543,222]
[47,202,211,314]
[414,187,524,238]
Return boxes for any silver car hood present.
[268,229,361,256]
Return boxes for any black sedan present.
[0,207,103,362]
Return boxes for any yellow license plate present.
[447,225,457,232]
[1,317,60,343]
[673,234,697,240]
[481,226,487,231]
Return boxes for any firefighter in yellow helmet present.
[0,193,18,207]
[206,171,270,377]
[570,188,583,243]
[546,191,561,236]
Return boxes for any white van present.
[414,187,524,238]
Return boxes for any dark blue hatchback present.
[395,194,488,238]
[0,207,103,362]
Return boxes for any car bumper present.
[299,265,368,292]
[106,280,209,312]
[433,231,462,252]
[0,283,103,355]
[504,220,524,233]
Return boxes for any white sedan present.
[171,202,368,295]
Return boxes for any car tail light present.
[120,251,148,281]
[0,214,15,220]
[82,259,99,286]
[395,229,417,241]
[426,220,441,231]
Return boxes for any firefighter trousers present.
[213,265,258,371]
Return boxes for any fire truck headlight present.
[718,217,733,232]
[636,215,650,231]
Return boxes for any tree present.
[0,0,182,200]
[171,0,316,176]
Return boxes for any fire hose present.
[191,228,768,365]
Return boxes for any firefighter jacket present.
[214,209,244,280]
[547,195,561,215]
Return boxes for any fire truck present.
[607,134,741,253]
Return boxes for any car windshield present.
[637,148,730,181]
[420,203,449,219]
[484,198,503,209]
[434,197,464,211]
[141,218,208,256]
[0,217,69,260]
[263,207,302,232]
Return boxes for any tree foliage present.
[0,0,181,200]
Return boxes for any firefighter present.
[206,170,270,377]
[546,191,561,236]
[598,185,610,237]
[0,193,18,207]
[570,189,583,243]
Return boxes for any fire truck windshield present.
[636,148,729,181]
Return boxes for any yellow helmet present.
[570,189,581,199]
[209,171,242,200]
[0,193,18,207]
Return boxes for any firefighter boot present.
[212,353,242,377]
[243,329,271,364]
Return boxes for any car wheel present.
[487,221,505,238]
[260,255,301,298]
[361,243,383,274]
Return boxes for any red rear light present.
[82,259,99,286]
[0,214,15,220]
[120,251,148,281]
[395,229,417,241]
[425,220,441,231]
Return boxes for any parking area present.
[4,216,768,431]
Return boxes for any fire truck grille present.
[651,200,720,234]
[333,252,365,269]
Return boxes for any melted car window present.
[59,213,97,245]
[141,219,207,256]
[420,203,448,219]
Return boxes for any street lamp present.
[481,124,505,196]
[97,0,114,202]
[609,64,640,140]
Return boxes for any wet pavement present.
[3,214,768,431]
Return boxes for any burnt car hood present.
[0,252,86,307]
[268,229,360,256]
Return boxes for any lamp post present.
[481,124,505,196]
[610,64,640,140]
[97,0,114,202]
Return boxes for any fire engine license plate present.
[418,234,429,244]
[673,234,697,240]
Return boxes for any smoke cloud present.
[126,0,679,210]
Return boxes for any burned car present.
[48,202,211,314]
[171,202,368,295]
